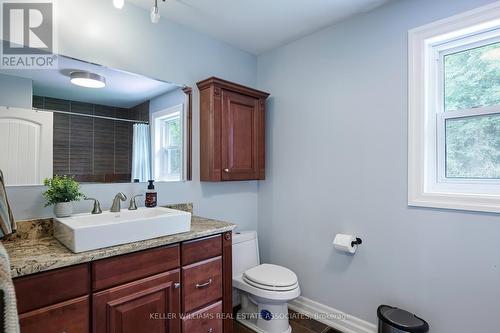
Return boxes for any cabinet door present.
[93,270,180,333]
[221,90,261,180]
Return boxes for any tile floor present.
[233,310,341,333]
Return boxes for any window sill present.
[408,190,500,213]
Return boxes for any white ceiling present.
[127,0,391,54]
[0,56,180,108]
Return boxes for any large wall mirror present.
[0,55,192,186]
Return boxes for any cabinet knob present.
[223,168,230,173]
[208,329,213,333]
[174,282,181,289]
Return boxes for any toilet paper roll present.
[333,234,357,254]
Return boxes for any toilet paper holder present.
[351,238,362,247]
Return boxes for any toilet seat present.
[233,274,301,302]
[243,264,298,292]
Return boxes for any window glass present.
[167,148,181,175]
[444,41,500,112]
[445,113,500,179]
[167,118,181,146]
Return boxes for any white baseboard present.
[288,296,377,333]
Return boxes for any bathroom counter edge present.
[2,215,236,278]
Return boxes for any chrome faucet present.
[84,197,102,214]
[110,193,127,213]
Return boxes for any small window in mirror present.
[152,104,184,182]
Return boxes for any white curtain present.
[131,123,152,182]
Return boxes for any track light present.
[113,0,125,9]
[151,0,160,23]
[113,0,166,24]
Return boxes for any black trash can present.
[377,305,429,333]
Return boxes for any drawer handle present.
[195,278,213,289]
[208,329,214,333]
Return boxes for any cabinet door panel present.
[19,296,89,333]
[93,270,180,333]
[221,90,260,180]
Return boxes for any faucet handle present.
[129,194,143,210]
[116,192,127,201]
[85,197,102,214]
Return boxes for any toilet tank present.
[232,231,260,277]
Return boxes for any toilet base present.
[235,295,292,333]
[236,313,291,333]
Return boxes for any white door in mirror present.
[0,107,53,186]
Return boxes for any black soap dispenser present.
[145,180,157,208]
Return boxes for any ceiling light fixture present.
[151,0,165,24]
[70,71,106,89]
[113,0,125,9]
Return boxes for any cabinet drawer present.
[182,257,222,313]
[93,244,180,291]
[181,235,222,265]
[19,296,89,333]
[182,301,222,333]
[14,264,89,314]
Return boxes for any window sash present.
[160,118,181,179]
[161,147,181,175]
[435,35,500,186]
[436,106,500,185]
[160,116,180,145]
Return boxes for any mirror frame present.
[182,86,192,181]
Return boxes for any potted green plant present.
[42,175,85,218]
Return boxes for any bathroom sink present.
[54,207,191,253]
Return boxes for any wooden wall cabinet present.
[197,77,269,181]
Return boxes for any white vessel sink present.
[54,207,191,253]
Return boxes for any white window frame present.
[408,1,500,213]
[150,104,187,182]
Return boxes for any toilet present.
[232,231,300,333]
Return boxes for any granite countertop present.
[2,206,235,278]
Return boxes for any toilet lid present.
[243,264,298,289]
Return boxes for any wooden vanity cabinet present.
[13,232,233,333]
[197,77,269,181]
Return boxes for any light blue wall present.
[256,0,500,332]
[4,0,259,230]
[150,88,186,115]
[0,74,32,108]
